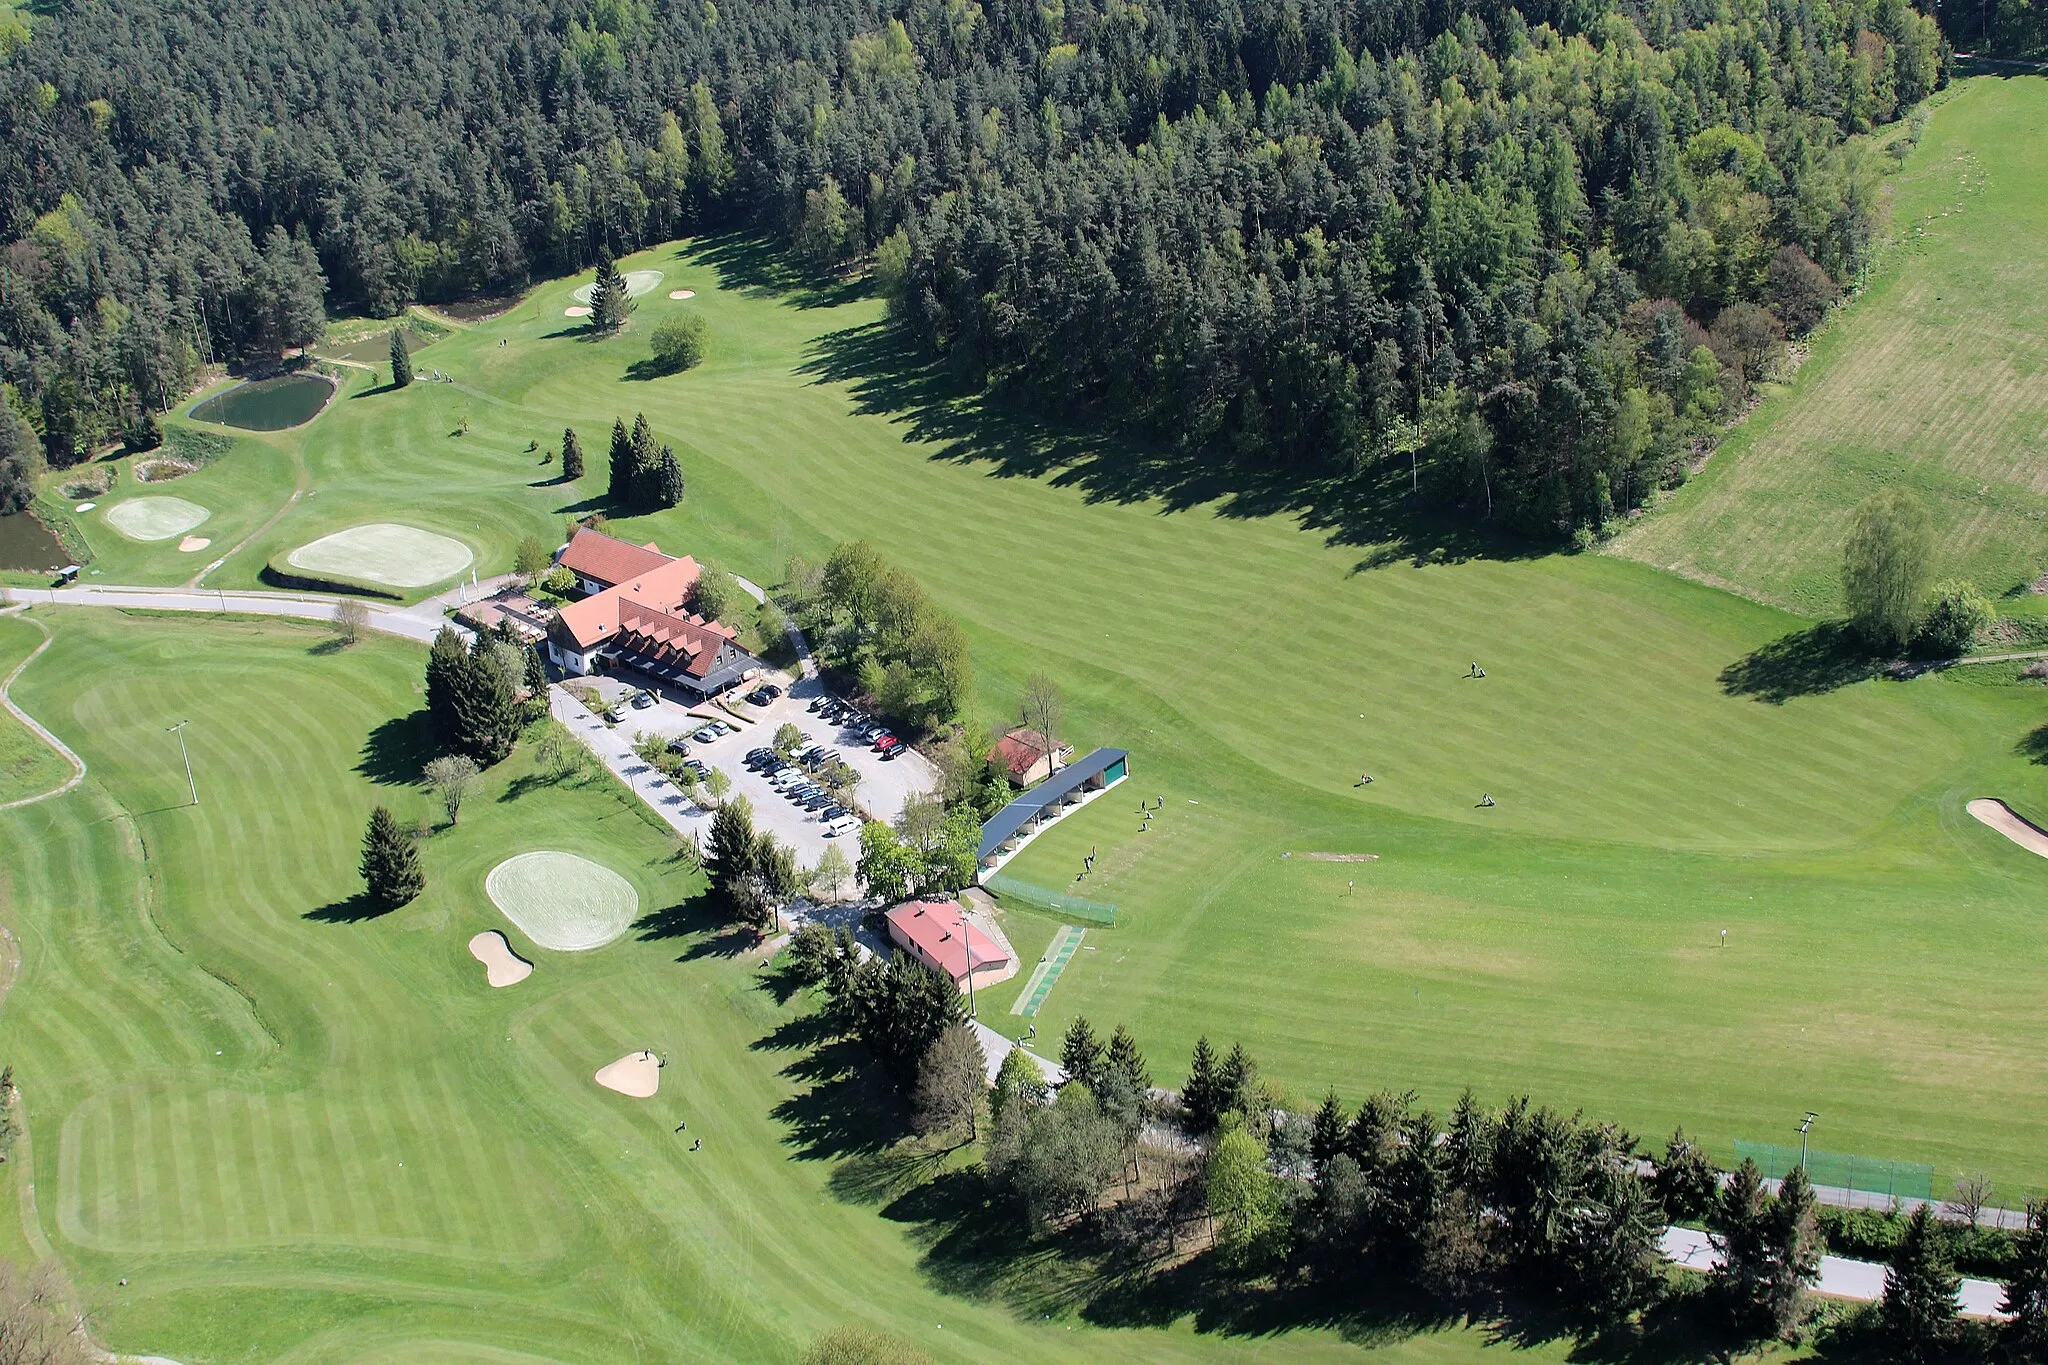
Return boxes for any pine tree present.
[388,329,413,388]
[522,645,547,698]
[589,251,631,333]
[1883,1204,1960,1364]
[1761,1164,1823,1336]
[2002,1200,2048,1361]
[705,798,758,912]
[1059,1017,1102,1092]
[1183,1035,1221,1134]
[1105,1023,1149,1094]
[560,426,584,480]
[1712,1158,1773,1332]
[425,626,469,744]
[630,411,656,475]
[1309,1090,1348,1179]
[607,417,634,503]
[1218,1041,1258,1122]
[359,806,423,909]
[452,637,519,765]
[650,445,685,508]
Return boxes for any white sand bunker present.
[667,289,695,300]
[595,1050,660,1098]
[484,851,638,951]
[177,535,211,553]
[74,501,96,513]
[468,930,534,987]
[563,305,592,318]
[1967,799,2048,858]
[572,270,664,304]
[287,523,473,589]
[105,496,209,542]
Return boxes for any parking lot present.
[578,668,938,868]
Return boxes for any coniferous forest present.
[0,0,1994,536]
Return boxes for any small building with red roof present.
[991,726,1072,788]
[885,899,1015,989]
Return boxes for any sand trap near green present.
[484,851,638,951]
[571,270,663,304]
[286,523,472,589]
[104,496,209,542]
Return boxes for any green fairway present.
[0,610,1572,1363]
[0,614,69,803]
[1612,75,2048,613]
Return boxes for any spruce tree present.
[589,251,631,333]
[1218,1041,1258,1121]
[607,417,634,503]
[2002,1200,2048,1361]
[388,329,413,388]
[425,626,469,745]
[522,645,547,698]
[1105,1023,1149,1094]
[1711,1158,1773,1333]
[1309,1090,1349,1179]
[1761,1163,1823,1336]
[560,426,584,480]
[359,806,423,909]
[650,445,685,508]
[1183,1035,1221,1134]
[705,798,758,911]
[1059,1017,1102,1093]
[1882,1204,1960,1364]
[453,636,520,765]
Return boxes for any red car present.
[873,733,899,752]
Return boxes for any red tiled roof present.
[992,728,1063,779]
[615,601,738,679]
[557,528,674,588]
[552,556,701,650]
[886,900,1009,982]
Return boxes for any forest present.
[0,0,2019,535]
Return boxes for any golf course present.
[1,70,2045,1363]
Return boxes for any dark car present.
[682,759,710,778]
[819,805,848,821]
[666,738,691,756]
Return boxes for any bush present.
[1914,579,1994,657]
[800,1325,933,1365]
[649,313,707,373]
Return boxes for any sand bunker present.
[595,1050,660,1098]
[177,535,211,553]
[484,851,638,951]
[105,496,210,542]
[74,501,96,513]
[571,270,664,304]
[1967,799,2048,858]
[468,930,534,987]
[286,523,473,589]
[563,306,592,318]
[667,289,696,300]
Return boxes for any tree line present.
[784,540,972,733]
[770,944,2048,1362]
[2,0,1957,544]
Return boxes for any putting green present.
[285,523,473,589]
[571,270,663,303]
[484,851,638,951]
[103,496,210,542]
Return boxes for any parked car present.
[873,733,899,752]
[819,805,848,822]
[690,726,719,744]
[666,738,691,756]
[682,760,710,779]
[630,690,655,709]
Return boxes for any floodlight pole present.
[958,905,977,1019]
[167,720,198,807]
[1799,1111,1818,1169]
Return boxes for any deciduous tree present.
[913,1022,986,1144]
[1843,489,1934,651]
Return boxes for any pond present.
[320,328,437,366]
[188,373,336,431]
[0,511,69,573]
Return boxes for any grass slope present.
[1612,75,2048,613]
[0,610,1556,1364]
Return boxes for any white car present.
[768,768,803,789]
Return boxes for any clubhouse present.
[544,529,758,697]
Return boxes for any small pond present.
[189,373,336,431]
[0,512,68,572]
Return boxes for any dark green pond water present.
[189,373,336,431]
[0,512,68,572]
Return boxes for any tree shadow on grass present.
[2017,724,2048,765]
[304,892,390,923]
[1718,622,1887,703]
[679,233,869,310]
[796,318,1544,569]
[358,711,434,785]
[765,1035,907,1162]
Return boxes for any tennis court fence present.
[984,874,1117,926]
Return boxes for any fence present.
[1733,1141,1934,1202]
[984,874,1117,926]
